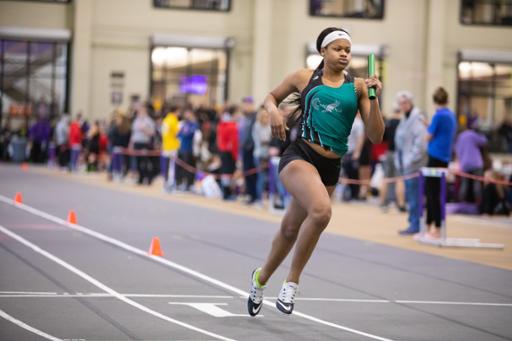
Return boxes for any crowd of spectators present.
[0,90,510,221]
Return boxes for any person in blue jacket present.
[424,87,457,238]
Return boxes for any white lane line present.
[285,298,390,303]
[0,292,233,299]
[0,291,58,295]
[288,297,512,307]
[168,302,252,318]
[2,292,510,308]
[395,300,512,307]
[0,308,63,341]
[0,224,236,341]
[0,195,396,341]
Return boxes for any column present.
[251,0,272,104]
[425,0,446,118]
[70,0,92,117]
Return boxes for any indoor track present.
[1,163,511,341]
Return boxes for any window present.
[460,0,512,26]
[154,0,230,12]
[0,39,69,130]
[457,60,512,152]
[150,46,228,108]
[310,0,385,19]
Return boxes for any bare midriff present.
[303,139,341,159]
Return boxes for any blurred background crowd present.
[1,0,511,221]
[0,88,510,219]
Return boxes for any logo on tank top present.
[311,98,341,113]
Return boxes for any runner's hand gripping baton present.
[368,53,376,100]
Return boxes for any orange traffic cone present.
[149,237,164,257]
[14,192,23,204]
[67,210,77,224]
[20,162,29,171]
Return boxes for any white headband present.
[320,30,352,49]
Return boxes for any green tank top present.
[300,70,359,157]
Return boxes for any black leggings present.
[425,156,448,228]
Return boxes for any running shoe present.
[247,268,265,316]
[276,281,298,314]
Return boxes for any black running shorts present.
[278,138,341,186]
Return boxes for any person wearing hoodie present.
[394,91,428,235]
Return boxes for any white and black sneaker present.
[247,268,265,317]
[276,281,298,314]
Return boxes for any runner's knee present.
[308,203,331,228]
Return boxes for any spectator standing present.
[130,107,156,185]
[76,112,90,153]
[28,117,52,163]
[268,136,288,209]
[86,121,101,172]
[252,108,272,205]
[395,91,428,235]
[342,113,364,201]
[161,107,180,190]
[455,116,487,204]
[55,114,70,169]
[176,109,199,191]
[239,97,258,204]
[69,115,83,171]
[424,87,457,238]
[380,107,406,211]
[108,112,132,180]
[358,137,372,200]
[217,106,239,200]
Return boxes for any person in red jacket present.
[69,116,83,171]
[216,106,239,200]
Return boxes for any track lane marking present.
[0,292,233,299]
[0,308,63,341]
[0,195,397,341]
[0,224,236,341]
[2,292,511,307]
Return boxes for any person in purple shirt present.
[424,87,457,238]
[455,117,487,204]
[29,118,52,163]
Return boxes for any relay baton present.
[368,53,376,100]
